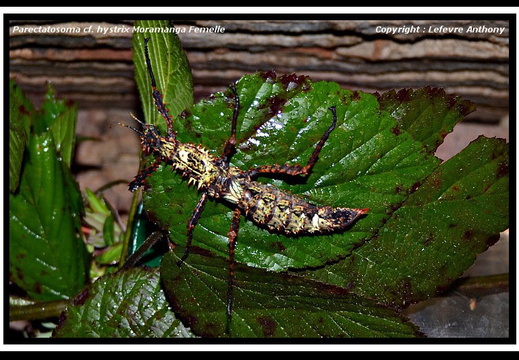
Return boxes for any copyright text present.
[375,24,506,35]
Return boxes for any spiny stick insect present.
[125,38,368,321]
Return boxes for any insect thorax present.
[156,137,222,190]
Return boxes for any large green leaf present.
[10,133,87,300]
[9,82,87,301]
[132,19,193,128]
[127,24,507,338]
[161,249,422,338]
[54,267,193,338]
[314,136,508,307]
[126,20,194,266]
[143,73,442,272]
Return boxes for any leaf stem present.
[443,273,509,298]
[9,300,69,321]
[120,231,164,270]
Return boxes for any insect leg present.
[144,38,175,137]
[129,157,162,191]
[177,191,208,266]
[248,106,338,178]
[220,84,239,167]
[305,106,338,171]
[226,207,242,319]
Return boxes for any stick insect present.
[124,38,368,321]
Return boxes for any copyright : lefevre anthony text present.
[375,24,506,35]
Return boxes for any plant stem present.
[445,273,509,298]
[120,230,164,270]
[9,299,69,322]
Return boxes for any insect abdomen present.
[239,181,367,235]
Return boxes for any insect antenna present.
[144,38,175,138]
[118,123,142,135]
[117,113,145,135]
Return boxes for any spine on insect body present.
[158,138,222,190]
[234,180,368,235]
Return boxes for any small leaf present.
[83,188,123,247]
[84,188,111,215]
[102,213,115,247]
[54,267,194,338]
[161,249,422,338]
[95,242,123,266]
[9,79,33,192]
[37,82,78,166]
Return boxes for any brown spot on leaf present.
[279,73,308,91]
[351,90,362,101]
[424,86,445,99]
[19,104,31,115]
[395,88,411,102]
[410,181,422,194]
[391,125,402,135]
[496,161,508,179]
[73,288,90,306]
[486,233,501,247]
[256,315,277,337]
[445,94,457,109]
[34,282,43,294]
[180,109,190,119]
[423,232,434,246]
[270,241,286,253]
[260,70,277,81]
[265,96,287,115]
[457,101,477,117]
[463,230,475,242]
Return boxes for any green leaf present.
[54,267,194,338]
[84,189,117,249]
[132,20,193,129]
[377,87,476,153]
[307,136,509,307]
[161,249,422,338]
[128,23,195,268]
[84,188,111,215]
[36,82,78,166]
[9,134,88,300]
[9,79,33,192]
[128,22,507,337]
[9,83,87,301]
[143,74,440,272]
